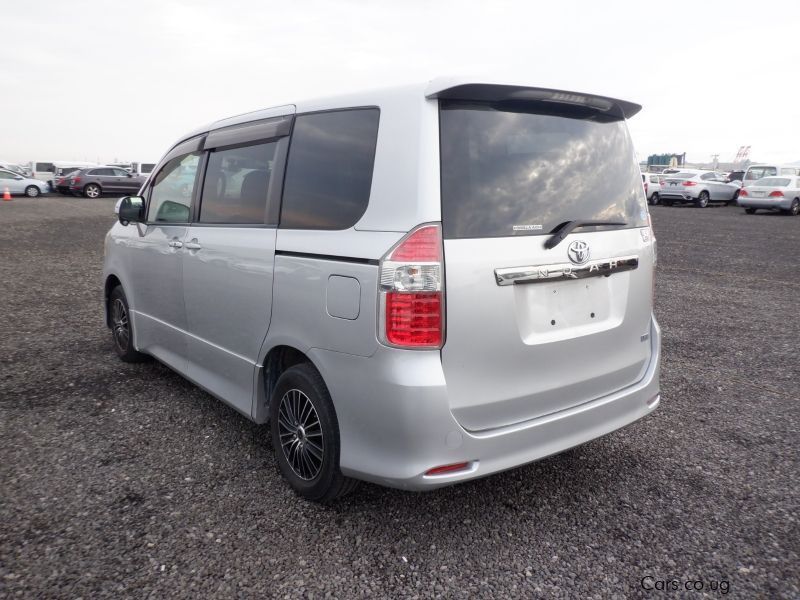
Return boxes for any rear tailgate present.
[437,94,655,432]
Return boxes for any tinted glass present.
[755,177,790,186]
[112,168,129,176]
[280,109,379,229]
[200,141,278,224]
[780,168,796,175]
[700,172,715,180]
[439,102,647,239]
[147,153,199,223]
[746,167,778,180]
[141,163,156,173]
[0,171,15,179]
[35,162,55,172]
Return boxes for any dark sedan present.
[69,167,146,198]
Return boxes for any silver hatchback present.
[103,80,661,502]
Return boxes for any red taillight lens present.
[644,182,648,193]
[682,181,697,187]
[72,176,81,184]
[425,462,470,476]
[379,223,443,349]
[769,190,784,197]
[658,177,665,185]
[385,292,442,346]
[739,189,748,197]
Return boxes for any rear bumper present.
[738,197,793,210]
[311,316,661,491]
[660,191,698,201]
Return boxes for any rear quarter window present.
[280,108,380,230]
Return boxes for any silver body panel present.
[103,78,661,490]
[738,178,800,211]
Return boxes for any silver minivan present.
[103,79,661,502]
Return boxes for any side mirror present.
[115,196,145,225]
[126,172,133,178]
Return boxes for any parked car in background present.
[659,170,740,207]
[69,166,147,198]
[641,172,664,204]
[743,164,800,187]
[0,160,28,176]
[103,80,660,502]
[54,169,83,195]
[28,161,97,190]
[726,170,745,186]
[738,176,800,215]
[0,168,49,197]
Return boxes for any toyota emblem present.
[567,240,590,265]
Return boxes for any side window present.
[280,108,380,230]
[147,153,199,223]
[112,168,129,176]
[0,171,14,180]
[93,168,113,176]
[35,162,54,172]
[764,167,778,176]
[700,172,715,180]
[199,141,278,224]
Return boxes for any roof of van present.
[175,78,642,147]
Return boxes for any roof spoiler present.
[425,81,642,120]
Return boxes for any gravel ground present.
[1,196,798,599]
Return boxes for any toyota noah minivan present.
[103,79,661,502]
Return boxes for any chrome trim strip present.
[494,255,639,286]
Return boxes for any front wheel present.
[109,286,148,363]
[83,183,101,198]
[25,185,40,198]
[269,363,358,503]
[744,208,756,215]
[696,191,710,208]
[650,192,660,205]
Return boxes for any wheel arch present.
[84,182,102,196]
[104,274,123,328]
[254,343,320,424]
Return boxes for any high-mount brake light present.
[378,224,444,349]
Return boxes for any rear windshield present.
[754,177,790,187]
[439,102,647,238]
[746,167,777,180]
[669,172,696,179]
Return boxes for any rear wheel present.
[787,198,800,216]
[83,183,101,198]
[696,191,710,208]
[269,363,358,503]
[650,192,659,205]
[109,286,148,362]
[744,208,756,215]
[25,185,40,198]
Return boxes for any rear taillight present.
[72,176,81,184]
[739,189,748,197]
[644,182,648,194]
[658,177,665,185]
[682,181,697,187]
[378,223,443,349]
[769,190,784,198]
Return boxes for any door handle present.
[168,240,183,249]
[185,239,202,251]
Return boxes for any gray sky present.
[2,0,799,166]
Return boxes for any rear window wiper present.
[544,220,627,249]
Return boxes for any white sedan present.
[0,168,49,197]
[738,176,800,216]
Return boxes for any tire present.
[650,192,660,205]
[788,198,800,216]
[269,363,358,503]
[25,185,40,198]
[744,208,756,215]
[108,286,148,363]
[696,191,710,208]
[83,183,101,198]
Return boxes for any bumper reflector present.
[424,462,471,476]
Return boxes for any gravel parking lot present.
[1,195,798,598]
